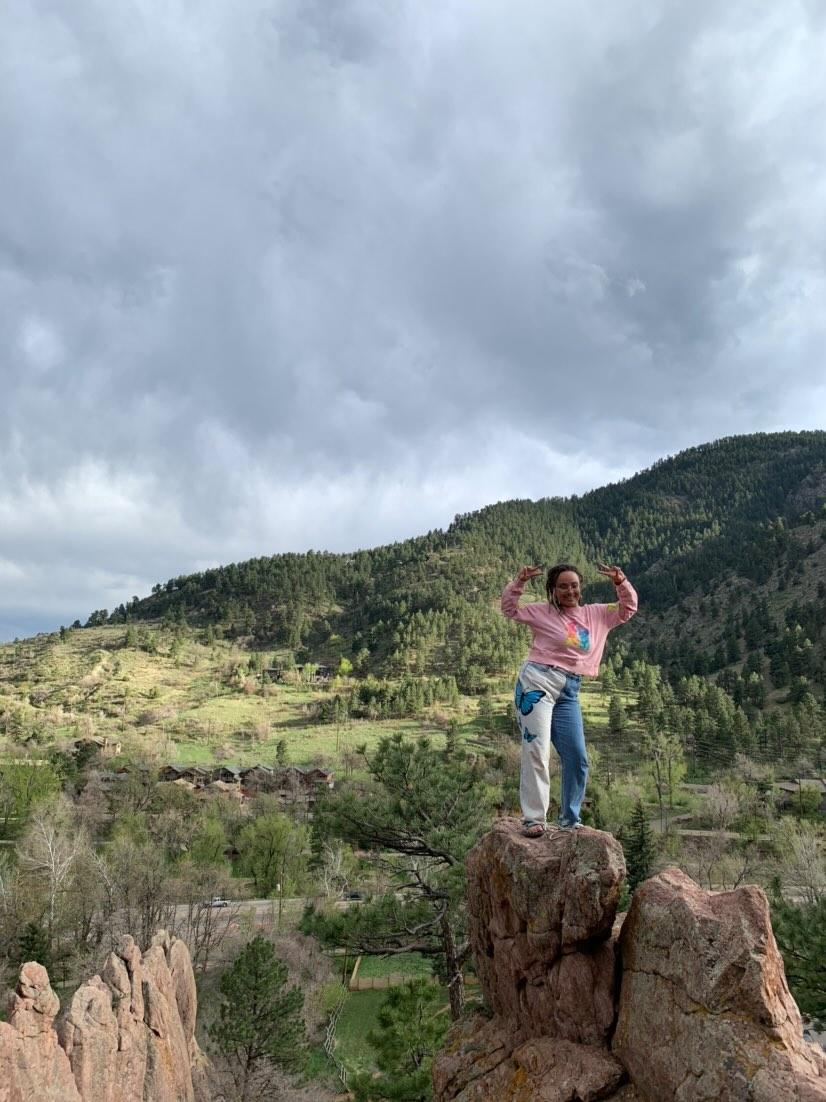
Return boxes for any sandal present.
[522,821,546,838]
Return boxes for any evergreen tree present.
[623,800,656,893]
[608,693,627,736]
[770,895,826,1028]
[305,734,495,1020]
[17,921,52,970]
[443,720,459,759]
[208,935,306,1101]
[351,979,450,1101]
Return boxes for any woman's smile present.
[554,571,581,606]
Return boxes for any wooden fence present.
[324,985,350,1091]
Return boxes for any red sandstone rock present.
[432,1013,628,1101]
[167,933,198,1046]
[435,824,826,1102]
[143,940,196,1102]
[103,936,152,1102]
[59,977,119,1102]
[0,931,208,1102]
[614,867,826,1101]
[466,819,625,1045]
[0,962,81,1102]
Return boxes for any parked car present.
[204,896,231,908]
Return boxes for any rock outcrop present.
[0,962,81,1102]
[0,931,209,1102]
[614,867,826,1101]
[433,819,826,1102]
[466,818,624,1047]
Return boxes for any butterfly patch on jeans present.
[515,679,545,716]
[521,724,538,743]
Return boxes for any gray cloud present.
[3,0,826,637]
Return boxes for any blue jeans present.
[515,661,587,826]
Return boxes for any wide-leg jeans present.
[515,660,587,827]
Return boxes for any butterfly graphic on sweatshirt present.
[514,679,545,716]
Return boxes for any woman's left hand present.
[596,562,627,586]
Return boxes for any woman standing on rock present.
[501,562,637,836]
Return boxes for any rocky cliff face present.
[0,930,210,1102]
[433,819,826,1102]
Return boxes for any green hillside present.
[92,430,826,693]
[4,430,826,776]
[2,431,825,1050]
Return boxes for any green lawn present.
[356,952,433,979]
[334,986,450,1074]
[334,989,388,1072]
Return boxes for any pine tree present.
[770,895,826,1028]
[623,800,656,893]
[608,693,627,736]
[305,734,494,1020]
[17,921,52,971]
[208,936,306,1101]
[351,979,450,1101]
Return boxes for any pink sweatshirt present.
[500,577,638,677]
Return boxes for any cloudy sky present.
[3,0,826,640]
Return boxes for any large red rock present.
[0,931,208,1102]
[59,977,119,1102]
[143,934,196,1102]
[433,1013,630,1102]
[100,939,149,1102]
[466,819,625,1045]
[167,933,198,1045]
[434,822,632,1100]
[0,962,81,1102]
[436,824,826,1102]
[614,867,826,1101]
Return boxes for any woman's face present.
[554,570,581,608]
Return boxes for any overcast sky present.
[3,0,826,640]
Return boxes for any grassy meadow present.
[0,623,645,782]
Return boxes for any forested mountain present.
[96,431,826,713]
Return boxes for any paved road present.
[173,895,355,922]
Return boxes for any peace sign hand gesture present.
[515,565,543,585]
[597,562,627,586]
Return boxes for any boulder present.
[0,931,208,1102]
[435,823,826,1102]
[614,867,826,1101]
[432,1012,517,1100]
[0,962,81,1102]
[466,819,624,1045]
[433,1013,629,1101]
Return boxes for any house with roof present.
[240,764,277,795]
[774,778,826,813]
[215,765,243,786]
[159,764,212,785]
[72,735,122,759]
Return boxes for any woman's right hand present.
[515,565,543,585]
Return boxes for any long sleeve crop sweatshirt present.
[500,576,638,677]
